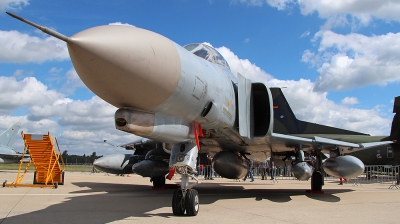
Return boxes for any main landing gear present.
[310,152,324,192]
[311,171,323,191]
[151,176,166,188]
[169,142,200,216]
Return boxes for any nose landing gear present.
[169,142,200,216]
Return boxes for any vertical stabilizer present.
[390,96,400,142]
[0,123,21,148]
[270,88,366,135]
[270,88,300,134]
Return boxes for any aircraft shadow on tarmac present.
[2,181,354,223]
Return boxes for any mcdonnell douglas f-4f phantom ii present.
[8,12,399,216]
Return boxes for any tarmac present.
[1,170,400,224]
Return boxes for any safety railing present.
[195,165,400,184]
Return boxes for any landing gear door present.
[237,73,253,143]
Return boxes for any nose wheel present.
[172,188,199,216]
[172,189,185,216]
[185,189,199,216]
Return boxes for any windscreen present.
[184,43,230,69]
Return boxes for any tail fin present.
[390,96,400,143]
[270,87,301,134]
[270,88,366,135]
[0,123,21,148]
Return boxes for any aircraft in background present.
[0,123,29,164]
[8,12,398,216]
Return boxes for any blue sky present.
[1,0,399,156]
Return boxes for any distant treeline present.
[61,150,102,164]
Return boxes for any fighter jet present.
[7,12,398,216]
[95,139,171,186]
[0,122,29,163]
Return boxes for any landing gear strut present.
[310,152,324,192]
[311,171,323,191]
[169,142,200,216]
[151,176,166,188]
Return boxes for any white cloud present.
[0,0,28,11]
[298,0,400,25]
[235,0,400,28]
[234,0,264,7]
[0,75,132,155]
[300,30,310,38]
[220,46,391,135]
[0,76,63,114]
[304,30,400,92]
[108,22,135,26]
[218,46,274,82]
[60,68,86,94]
[49,67,63,74]
[0,30,69,63]
[341,97,359,105]
[234,0,293,10]
[266,0,293,10]
[11,68,33,79]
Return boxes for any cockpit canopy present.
[184,43,230,70]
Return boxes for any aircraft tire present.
[172,189,185,216]
[59,172,65,185]
[33,171,37,184]
[185,189,199,216]
[152,176,165,187]
[311,171,322,191]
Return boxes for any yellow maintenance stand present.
[3,132,65,188]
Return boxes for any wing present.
[0,153,29,159]
[271,133,393,153]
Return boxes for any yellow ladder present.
[3,132,65,188]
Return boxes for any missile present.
[291,162,313,181]
[323,155,365,179]
[93,154,135,174]
[132,160,169,177]
[213,151,248,179]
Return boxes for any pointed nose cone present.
[67,25,181,110]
